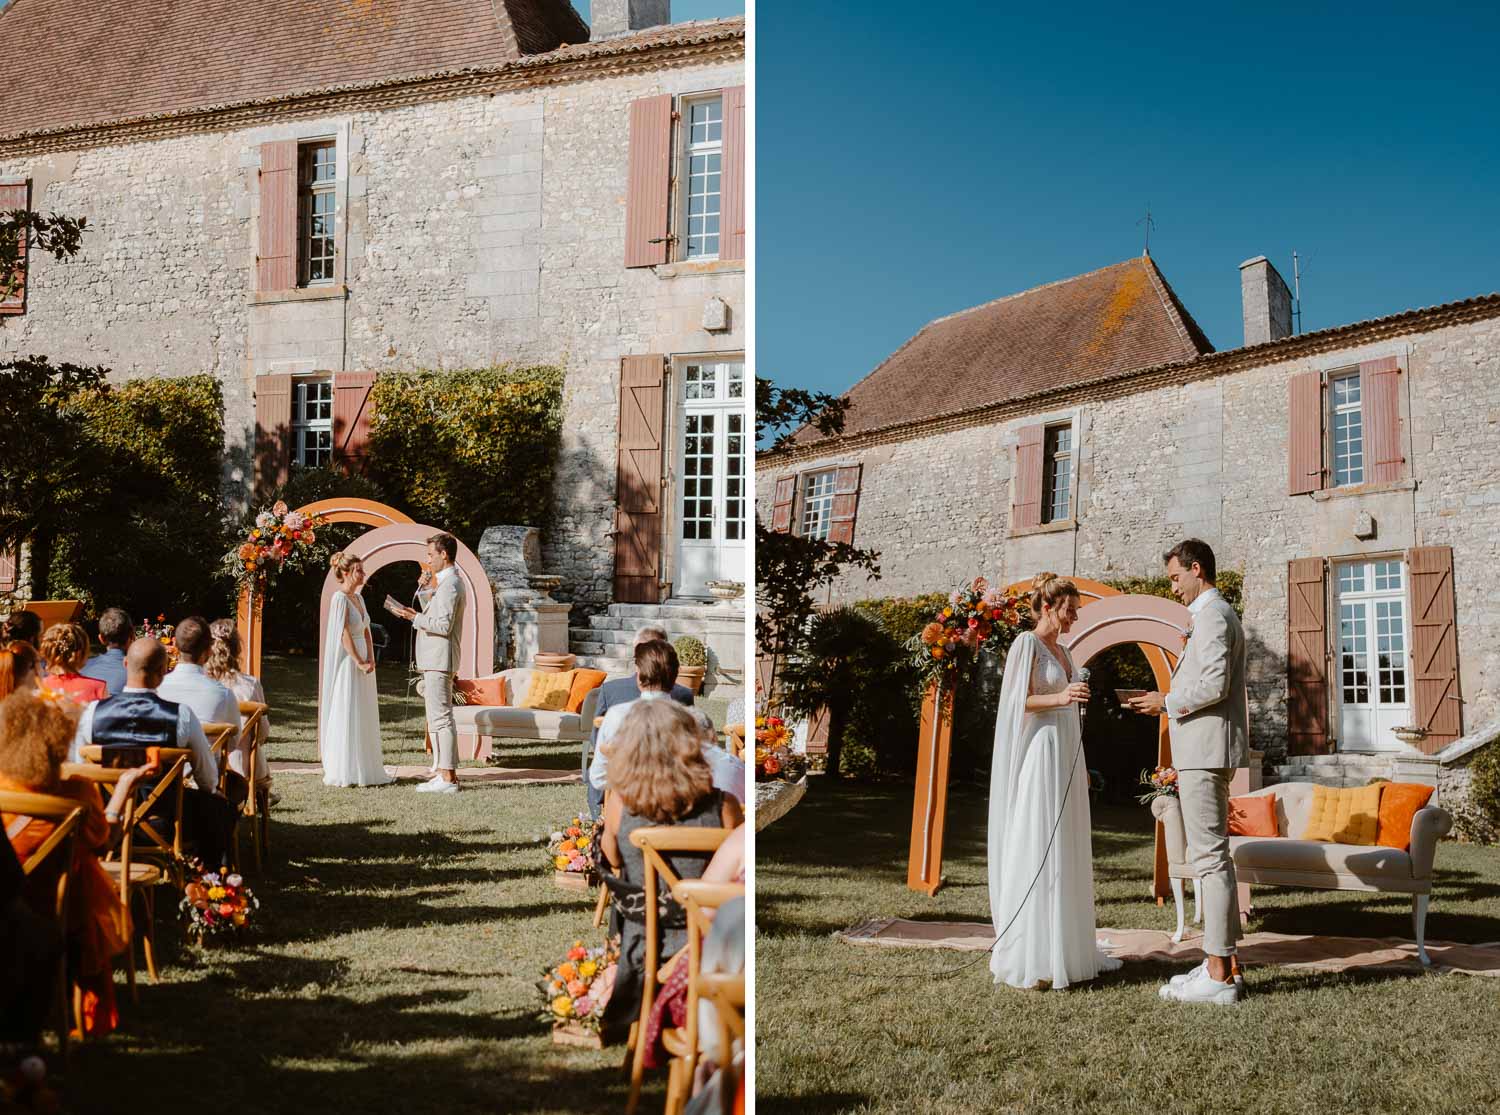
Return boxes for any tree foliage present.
[0,208,87,304]
[755,376,850,450]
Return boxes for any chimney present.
[591,0,670,39]
[1239,256,1293,347]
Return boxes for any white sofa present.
[448,668,609,760]
[1152,782,1453,964]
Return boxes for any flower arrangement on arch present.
[223,500,331,595]
[1137,765,1179,804]
[906,577,1028,689]
[545,816,598,876]
[537,938,619,1034]
[178,861,260,943]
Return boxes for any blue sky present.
[758,2,1500,398]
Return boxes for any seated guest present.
[0,827,62,1048]
[1,609,43,651]
[688,708,747,805]
[701,823,746,887]
[599,699,743,1041]
[589,639,686,796]
[80,607,133,696]
[205,618,273,794]
[39,623,108,705]
[158,617,242,748]
[73,638,234,869]
[586,625,694,819]
[0,691,156,1038]
[0,642,40,700]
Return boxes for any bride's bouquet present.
[223,500,331,595]
[906,577,1028,690]
[1137,766,1179,804]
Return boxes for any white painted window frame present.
[676,92,724,263]
[298,136,338,287]
[799,469,837,541]
[1328,367,1364,488]
[290,375,334,468]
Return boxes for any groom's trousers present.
[423,670,458,772]
[1176,767,1243,956]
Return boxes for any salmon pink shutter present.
[1409,546,1462,753]
[827,465,863,545]
[614,355,666,603]
[770,476,796,533]
[254,373,293,495]
[1361,356,1404,484]
[624,95,672,268]
[332,372,377,475]
[0,179,30,315]
[1011,425,1044,531]
[257,141,298,291]
[1287,557,1330,755]
[0,545,17,593]
[1288,370,1324,495]
[720,85,746,262]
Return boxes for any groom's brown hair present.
[427,532,458,562]
[1164,538,1216,583]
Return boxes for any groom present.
[391,532,467,795]
[1128,538,1249,1005]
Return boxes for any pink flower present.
[272,500,288,517]
[575,996,594,1017]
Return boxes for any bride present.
[988,572,1120,989]
[320,551,394,788]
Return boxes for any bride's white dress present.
[987,630,1120,989]
[320,590,394,788]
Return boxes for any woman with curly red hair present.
[38,623,108,705]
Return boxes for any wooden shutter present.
[0,179,30,315]
[1288,369,1324,495]
[0,545,17,593]
[1361,356,1404,484]
[827,465,863,545]
[257,141,298,291]
[1409,545,1462,753]
[1011,424,1044,531]
[721,85,746,263]
[332,371,377,475]
[1287,557,1330,755]
[624,95,672,268]
[770,476,795,533]
[253,374,293,495]
[614,355,666,603]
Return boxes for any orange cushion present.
[455,676,506,707]
[565,669,608,714]
[1376,782,1436,851]
[1228,793,1278,837]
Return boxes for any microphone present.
[1076,667,1091,721]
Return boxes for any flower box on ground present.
[551,1021,604,1049]
[553,869,591,892]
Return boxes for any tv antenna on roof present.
[1292,251,1306,335]
[1137,205,1156,255]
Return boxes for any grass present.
[59,655,652,1114]
[755,778,1500,1115]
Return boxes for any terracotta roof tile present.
[796,255,1215,445]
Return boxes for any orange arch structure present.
[235,498,414,676]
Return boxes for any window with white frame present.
[1329,371,1364,487]
[1336,559,1408,710]
[800,470,836,540]
[299,140,336,286]
[680,96,723,260]
[291,378,333,468]
[1042,422,1073,523]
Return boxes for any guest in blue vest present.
[78,638,235,869]
[585,625,694,820]
[80,607,132,697]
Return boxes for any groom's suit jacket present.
[413,569,466,674]
[1166,590,1249,771]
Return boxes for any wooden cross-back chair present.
[724,724,746,761]
[0,789,86,1054]
[658,879,745,1115]
[72,746,192,996]
[220,702,269,872]
[624,825,730,1115]
[695,971,745,1114]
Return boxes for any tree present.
[755,376,850,450]
[0,208,87,305]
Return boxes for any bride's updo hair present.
[1029,572,1080,616]
[330,551,363,581]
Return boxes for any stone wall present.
[0,51,745,615]
[758,311,1500,761]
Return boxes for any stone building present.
[758,253,1500,786]
[0,0,746,680]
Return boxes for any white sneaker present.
[416,778,459,794]
[1159,969,1240,1005]
[1167,960,1209,987]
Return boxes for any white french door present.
[674,359,747,598]
[1335,558,1412,752]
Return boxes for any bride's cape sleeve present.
[987,630,1036,933]
[317,592,349,760]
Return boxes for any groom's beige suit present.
[414,566,466,771]
[1165,587,1249,957]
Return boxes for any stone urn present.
[533,652,577,674]
[707,579,746,608]
[1392,726,1429,748]
[527,574,563,603]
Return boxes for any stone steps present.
[1269,754,1394,787]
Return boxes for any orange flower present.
[558,962,577,982]
[932,646,944,659]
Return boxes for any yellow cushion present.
[1299,783,1383,845]
[519,669,574,712]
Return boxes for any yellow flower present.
[208,886,226,900]
[575,837,591,850]
[552,995,574,1018]
[579,960,597,979]
[553,855,571,869]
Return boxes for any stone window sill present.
[1010,519,1076,539]
[1310,478,1416,502]
[654,259,744,279]
[250,284,348,306]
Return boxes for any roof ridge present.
[1139,253,1216,356]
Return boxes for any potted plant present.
[673,635,708,694]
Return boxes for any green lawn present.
[60,655,651,1114]
[756,779,1500,1115]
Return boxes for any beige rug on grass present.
[269,760,579,786]
[836,917,1500,976]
